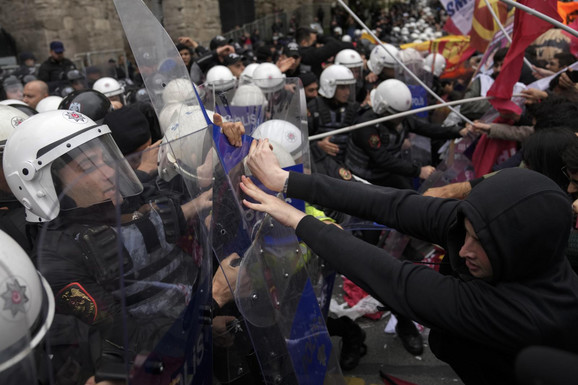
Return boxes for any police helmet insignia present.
[11,116,24,128]
[285,130,297,143]
[64,110,87,123]
[368,134,381,149]
[69,102,82,113]
[338,167,352,180]
[1,278,29,318]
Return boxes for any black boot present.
[337,317,367,371]
[395,314,423,356]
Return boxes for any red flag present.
[469,0,509,52]
[487,0,562,114]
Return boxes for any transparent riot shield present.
[35,126,213,384]
[209,77,310,156]
[210,84,345,384]
[0,232,55,385]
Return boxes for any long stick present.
[309,96,494,141]
[336,0,475,125]
[499,0,578,39]
[482,0,534,70]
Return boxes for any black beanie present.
[103,106,151,155]
[299,71,318,87]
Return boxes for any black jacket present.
[286,168,578,384]
[37,56,77,91]
[345,110,462,182]
[299,36,353,78]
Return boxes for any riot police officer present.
[345,79,466,190]
[3,110,213,383]
[308,64,360,178]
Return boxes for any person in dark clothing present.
[11,51,38,82]
[195,35,235,76]
[296,27,354,77]
[346,79,466,190]
[0,105,32,254]
[242,140,578,385]
[308,64,359,168]
[37,41,77,93]
[299,71,319,103]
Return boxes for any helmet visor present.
[51,134,143,210]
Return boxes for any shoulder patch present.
[338,167,352,181]
[368,134,381,149]
[56,282,98,324]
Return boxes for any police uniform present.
[346,110,463,189]
[36,199,201,381]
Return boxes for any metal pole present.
[309,95,498,141]
[482,0,534,70]
[499,0,578,39]
[336,0,475,125]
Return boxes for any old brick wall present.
[0,0,324,66]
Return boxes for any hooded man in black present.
[241,140,578,384]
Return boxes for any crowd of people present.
[1,0,578,384]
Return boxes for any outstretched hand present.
[214,113,245,147]
[245,139,289,192]
[240,175,306,229]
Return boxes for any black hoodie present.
[288,168,578,384]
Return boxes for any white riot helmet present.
[423,53,447,77]
[244,138,295,176]
[251,119,303,159]
[318,64,356,99]
[162,78,197,105]
[240,63,260,84]
[0,230,55,379]
[206,65,236,92]
[231,84,267,107]
[92,77,124,98]
[368,44,399,75]
[0,105,28,202]
[252,63,286,93]
[335,49,363,70]
[158,104,215,184]
[34,96,63,113]
[3,110,143,222]
[0,100,27,107]
[370,79,412,115]
[342,35,352,43]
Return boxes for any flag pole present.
[483,0,534,70]
[336,0,475,125]
[308,95,522,141]
[500,0,578,39]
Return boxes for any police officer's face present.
[334,85,351,104]
[350,67,362,80]
[50,50,64,61]
[459,219,493,280]
[57,146,122,208]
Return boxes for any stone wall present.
[0,0,223,66]
[0,0,326,67]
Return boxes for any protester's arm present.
[301,37,352,67]
[240,175,527,351]
[408,116,466,139]
[486,123,534,141]
[245,139,458,244]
